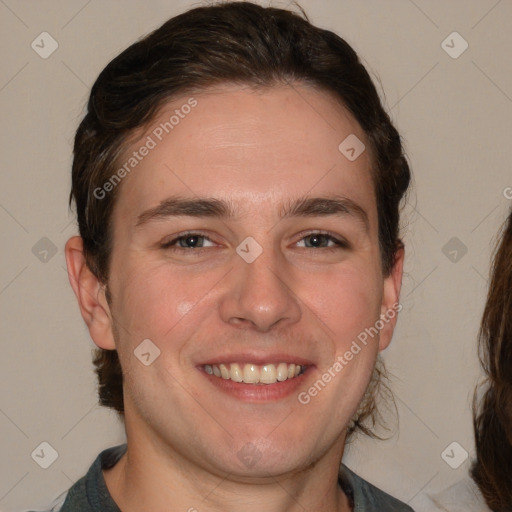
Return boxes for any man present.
[46,2,412,510]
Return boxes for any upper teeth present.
[204,362,304,384]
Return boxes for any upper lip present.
[198,353,315,367]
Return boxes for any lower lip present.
[198,367,313,402]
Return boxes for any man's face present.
[100,84,401,477]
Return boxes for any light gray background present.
[1,0,511,510]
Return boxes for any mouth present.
[196,355,314,402]
[204,362,307,385]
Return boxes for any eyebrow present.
[280,196,369,231]
[135,197,234,227]
[135,195,369,231]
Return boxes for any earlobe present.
[65,236,116,350]
[378,247,404,351]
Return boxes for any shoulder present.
[27,444,126,512]
[340,464,415,512]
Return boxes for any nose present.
[218,246,301,332]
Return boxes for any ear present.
[65,236,116,350]
[378,246,404,351]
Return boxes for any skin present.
[66,83,403,512]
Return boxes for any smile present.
[204,362,306,385]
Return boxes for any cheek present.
[300,268,382,423]
[110,259,218,350]
[110,265,210,403]
[299,265,383,349]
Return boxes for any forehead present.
[114,83,376,223]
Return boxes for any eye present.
[162,233,216,249]
[296,233,346,249]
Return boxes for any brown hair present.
[70,1,410,435]
[471,209,512,510]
